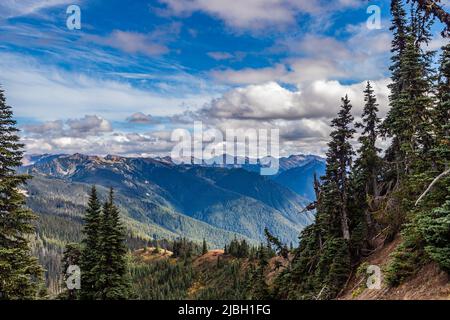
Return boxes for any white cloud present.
[67,115,112,135]
[0,0,76,19]
[211,25,392,86]
[0,53,215,121]
[159,0,363,31]
[90,30,169,56]
[19,78,391,157]
[211,64,288,85]
[199,79,390,122]
[86,24,182,57]
[23,131,176,157]
[25,115,112,138]
[126,112,160,124]
[151,78,390,157]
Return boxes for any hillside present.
[274,158,326,200]
[129,236,450,301]
[131,246,261,300]
[339,237,450,300]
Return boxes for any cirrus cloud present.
[159,0,363,31]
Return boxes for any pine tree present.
[79,186,102,300]
[355,81,382,197]
[202,238,208,255]
[384,2,447,286]
[0,87,43,300]
[434,43,450,169]
[383,0,409,179]
[352,81,382,243]
[94,188,130,299]
[325,95,356,241]
[412,42,450,276]
[384,1,436,176]
[387,0,409,109]
[274,96,356,299]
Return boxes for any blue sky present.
[0,0,448,157]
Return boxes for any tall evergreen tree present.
[79,186,102,299]
[94,188,130,299]
[384,0,409,179]
[355,82,382,198]
[275,96,356,300]
[325,95,356,241]
[434,43,450,169]
[352,82,382,240]
[0,87,43,300]
[384,0,436,176]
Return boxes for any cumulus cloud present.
[66,115,113,135]
[23,131,176,157]
[126,112,160,124]
[25,115,112,138]
[20,78,391,157]
[25,120,64,135]
[211,64,288,85]
[198,80,390,122]
[139,78,389,157]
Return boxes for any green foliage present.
[0,87,43,300]
[273,95,358,300]
[172,237,201,260]
[264,228,289,259]
[79,186,102,299]
[417,185,450,272]
[59,187,131,300]
[226,238,251,258]
[195,258,250,300]
[93,188,131,299]
[130,257,196,300]
[246,245,271,300]
[377,1,449,288]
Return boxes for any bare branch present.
[409,0,450,37]
[415,168,450,206]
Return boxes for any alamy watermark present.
[366,265,382,290]
[66,5,81,30]
[66,265,81,290]
[367,5,382,30]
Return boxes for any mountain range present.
[21,153,325,247]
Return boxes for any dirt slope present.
[339,237,450,300]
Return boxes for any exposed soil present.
[339,237,450,300]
